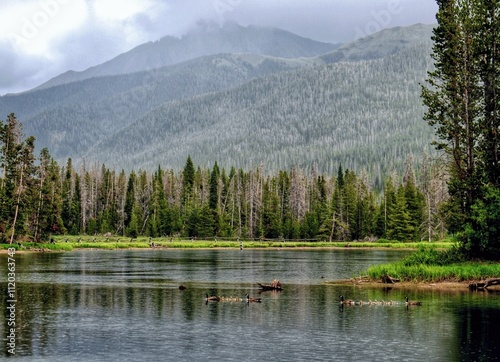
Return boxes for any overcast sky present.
[0,0,438,95]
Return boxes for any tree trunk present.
[10,163,24,244]
[329,212,336,242]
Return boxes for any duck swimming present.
[245,293,262,303]
[205,293,221,302]
[339,295,355,305]
[405,296,422,306]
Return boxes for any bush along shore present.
[364,245,500,286]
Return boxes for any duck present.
[405,296,422,306]
[245,293,262,303]
[205,293,221,302]
[339,295,355,305]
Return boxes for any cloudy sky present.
[0,0,438,95]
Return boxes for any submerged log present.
[468,278,500,290]
[258,279,283,291]
[381,275,400,284]
[484,278,500,288]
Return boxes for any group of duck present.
[339,295,422,306]
[205,293,262,303]
[205,294,421,306]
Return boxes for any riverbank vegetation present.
[366,246,500,283]
[0,236,454,252]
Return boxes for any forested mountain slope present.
[31,21,339,91]
[0,23,435,180]
[89,42,435,183]
[320,23,434,63]
[1,54,319,160]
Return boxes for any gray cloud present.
[0,0,438,95]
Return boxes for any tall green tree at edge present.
[422,0,500,259]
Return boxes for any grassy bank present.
[366,246,500,283]
[0,236,454,251]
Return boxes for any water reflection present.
[1,249,499,361]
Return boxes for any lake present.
[1,249,500,361]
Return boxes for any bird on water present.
[245,293,262,303]
[405,296,422,306]
[339,295,355,305]
[205,293,221,302]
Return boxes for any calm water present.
[1,249,500,361]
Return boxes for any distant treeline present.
[1,114,449,244]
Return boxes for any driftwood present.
[257,279,283,291]
[469,278,500,290]
[381,275,400,284]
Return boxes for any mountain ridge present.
[85,41,435,179]
[31,21,340,92]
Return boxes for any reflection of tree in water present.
[456,304,500,361]
[0,283,62,356]
[1,282,203,357]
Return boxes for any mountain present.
[0,23,436,179]
[3,53,320,160]
[320,23,435,63]
[31,21,339,91]
[87,41,435,181]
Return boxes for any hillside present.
[88,41,435,183]
[320,23,435,63]
[31,21,339,91]
[3,53,319,160]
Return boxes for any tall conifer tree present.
[422,0,500,258]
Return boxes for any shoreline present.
[325,277,500,291]
[326,277,470,290]
[2,246,496,290]
[0,245,420,254]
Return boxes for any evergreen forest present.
[0,113,448,244]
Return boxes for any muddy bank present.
[325,277,492,291]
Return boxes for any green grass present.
[0,236,455,251]
[367,262,500,282]
[366,245,500,282]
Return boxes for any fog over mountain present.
[32,22,340,91]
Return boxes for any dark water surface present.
[1,249,500,361]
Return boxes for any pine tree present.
[209,162,220,210]
[124,171,136,232]
[0,114,36,243]
[388,186,413,241]
[71,174,82,235]
[181,155,195,208]
[208,162,220,236]
[381,176,397,239]
[422,0,500,258]
[422,0,481,226]
[403,160,425,240]
[262,177,282,238]
[475,0,500,187]
[32,148,65,242]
